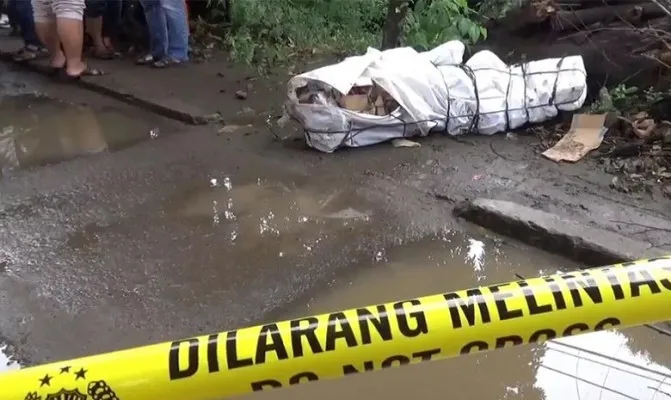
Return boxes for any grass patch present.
[198,0,486,69]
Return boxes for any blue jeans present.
[6,0,19,27]
[139,0,189,61]
[8,0,41,47]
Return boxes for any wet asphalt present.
[2,59,670,383]
[0,63,460,365]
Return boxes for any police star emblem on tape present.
[24,365,120,400]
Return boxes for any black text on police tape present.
[250,348,442,390]
[445,263,671,330]
[459,317,620,354]
[168,260,671,382]
[169,300,427,380]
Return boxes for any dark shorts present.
[84,0,121,38]
[84,0,105,18]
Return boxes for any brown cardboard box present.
[339,94,371,113]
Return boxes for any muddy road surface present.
[1,60,671,400]
[0,63,459,366]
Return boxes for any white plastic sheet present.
[285,40,587,153]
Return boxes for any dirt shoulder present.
[1,32,668,255]
[414,132,671,253]
[0,34,288,125]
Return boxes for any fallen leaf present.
[632,118,656,139]
[217,124,255,135]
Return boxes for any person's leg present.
[101,0,121,49]
[13,0,48,61]
[52,0,87,76]
[6,0,20,32]
[15,0,42,47]
[152,0,187,66]
[84,0,106,56]
[32,0,64,69]
[138,0,167,64]
[183,0,188,23]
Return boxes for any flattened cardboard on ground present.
[542,114,608,162]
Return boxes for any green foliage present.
[643,86,665,106]
[589,84,666,114]
[404,0,486,50]
[207,0,487,67]
[218,0,385,68]
[476,0,525,19]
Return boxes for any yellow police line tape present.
[2,256,671,400]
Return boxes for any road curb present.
[453,198,668,266]
[0,52,218,125]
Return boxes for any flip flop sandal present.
[136,54,154,65]
[13,47,48,62]
[48,66,65,77]
[91,50,113,60]
[60,67,107,82]
[151,58,187,69]
[91,49,121,60]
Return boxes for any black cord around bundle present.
[300,62,587,148]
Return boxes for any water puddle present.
[176,177,370,223]
[60,173,377,307]
[160,175,372,259]
[0,94,170,173]
[247,233,671,400]
[67,174,372,261]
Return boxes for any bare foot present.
[64,60,88,77]
[63,62,106,80]
[91,46,121,60]
[103,37,114,50]
[50,50,66,69]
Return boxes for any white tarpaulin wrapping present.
[285,40,587,153]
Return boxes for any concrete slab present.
[454,198,669,266]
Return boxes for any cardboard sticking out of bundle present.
[294,82,398,116]
[337,85,400,116]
